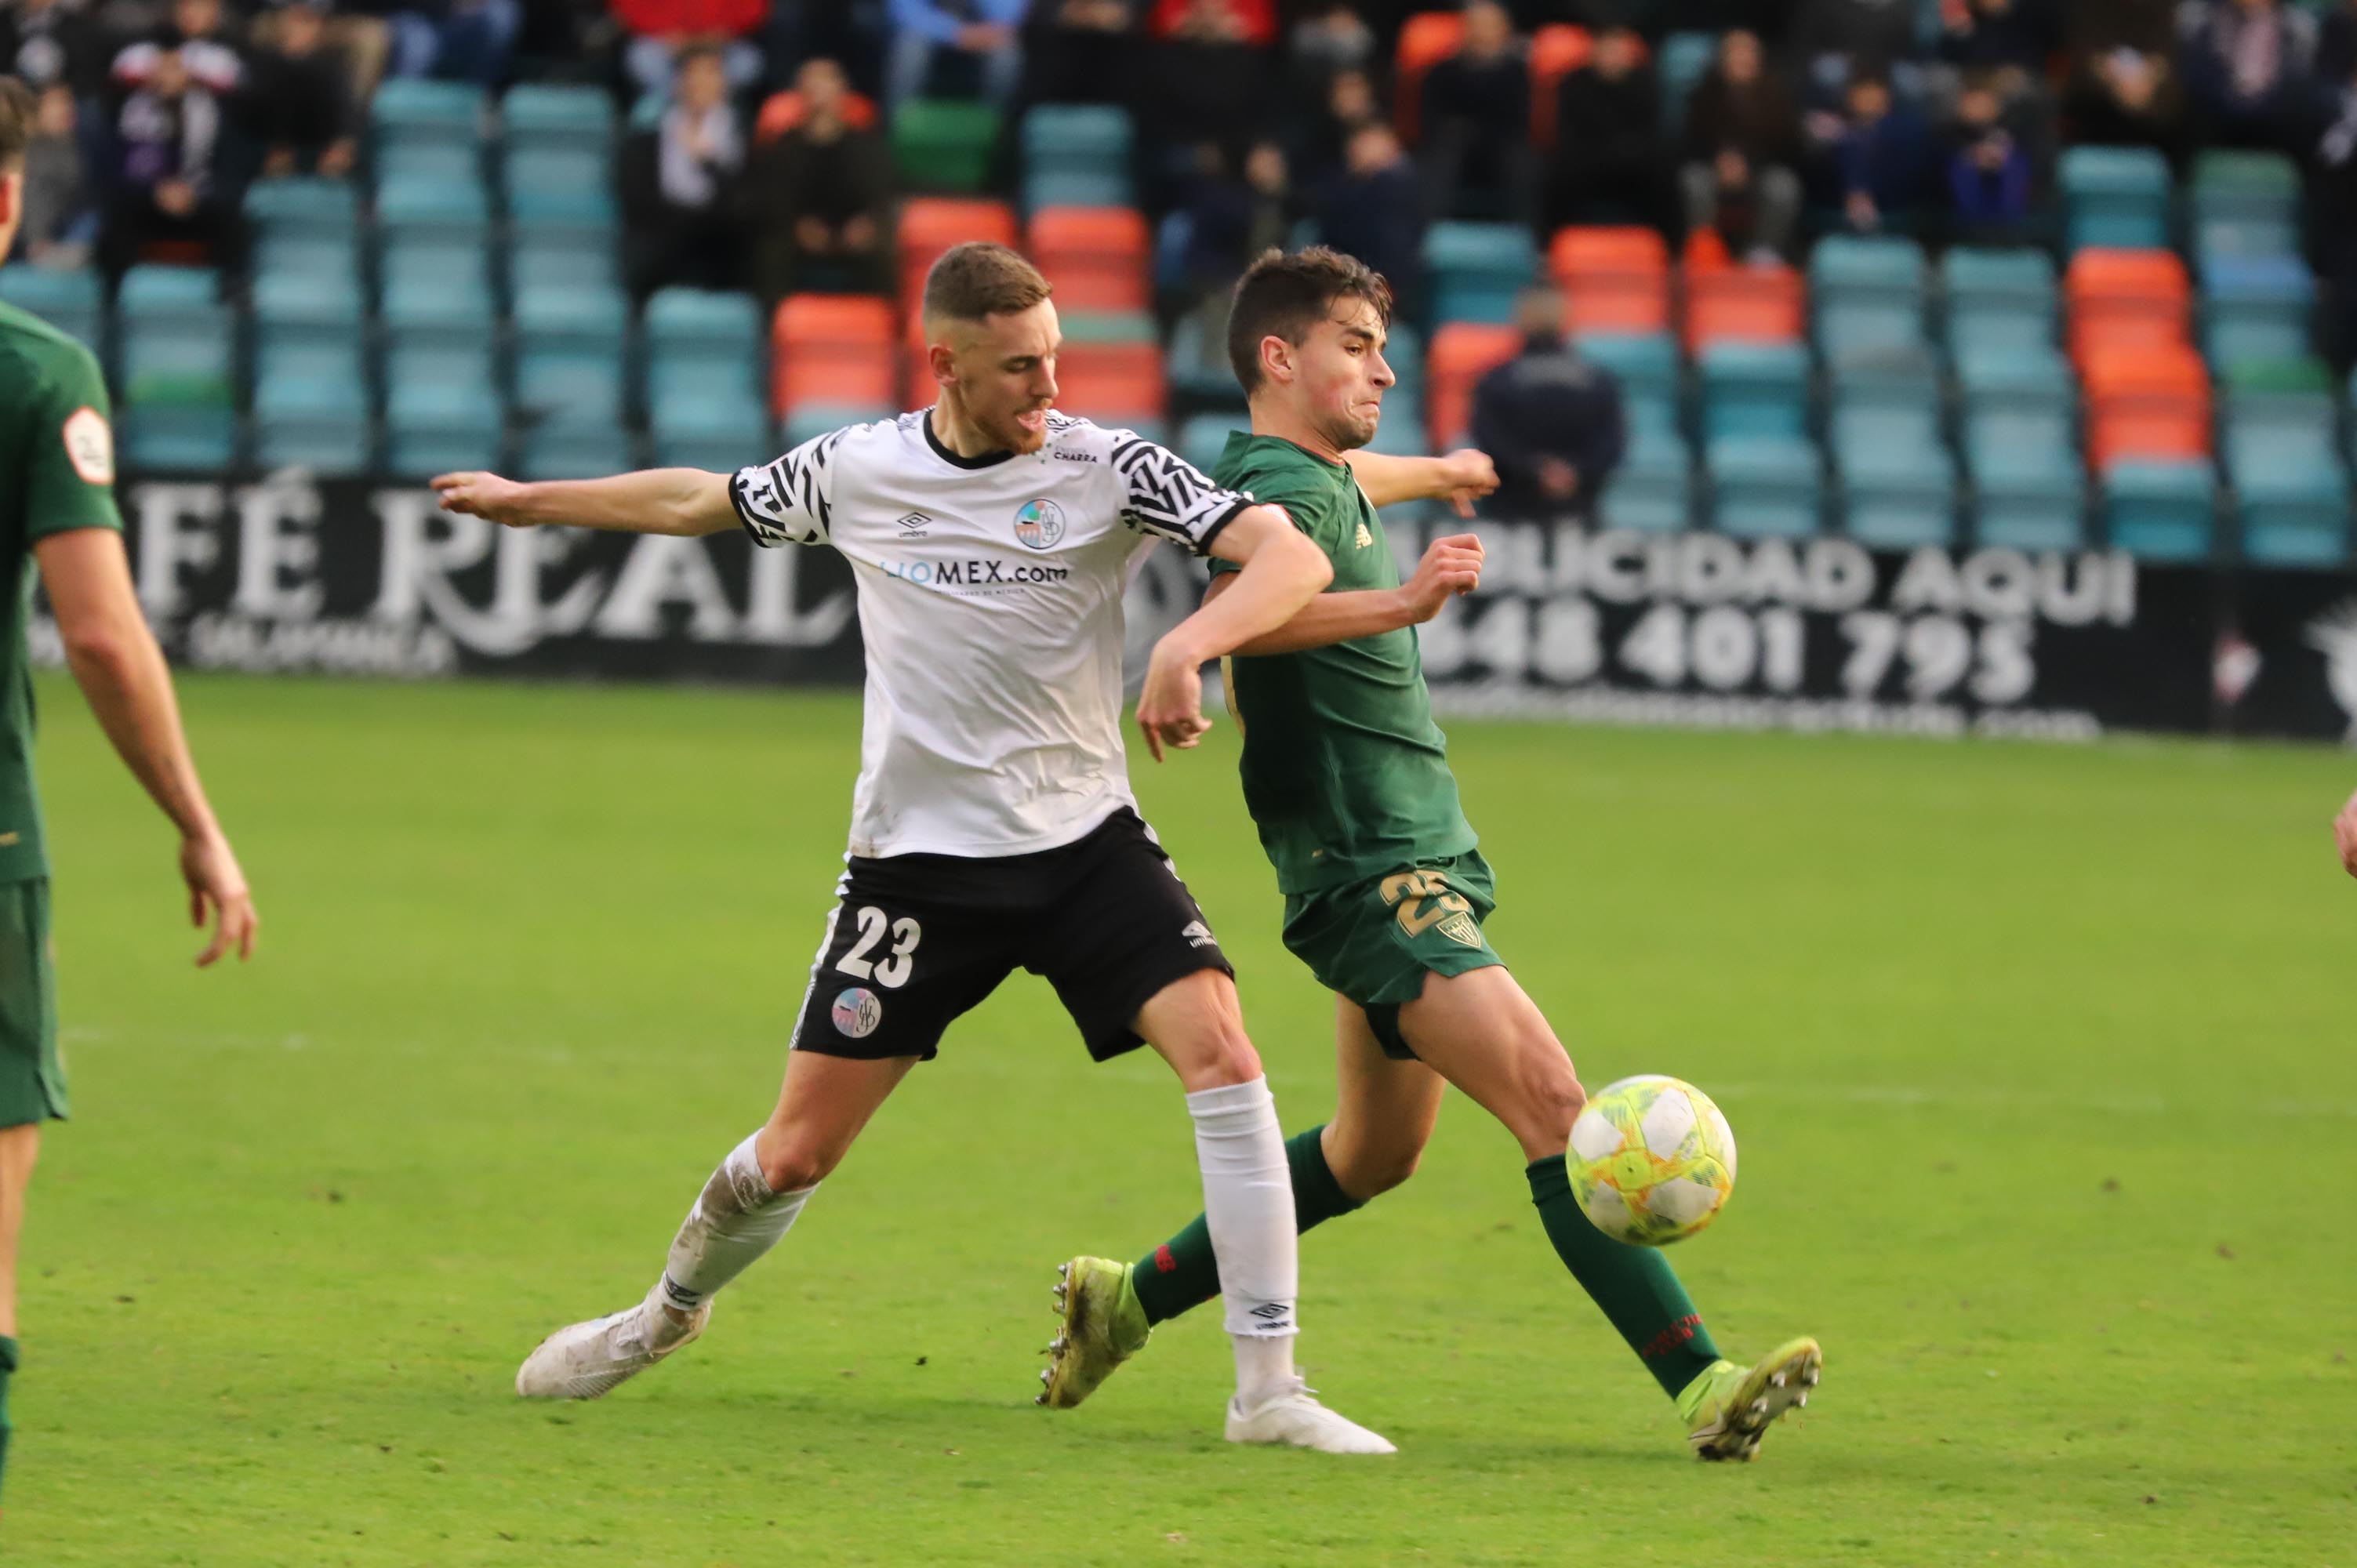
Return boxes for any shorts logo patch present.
[831,987,884,1039]
[63,405,114,485]
[1012,498,1067,550]
[1436,912,1484,949]
[1180,919,1217,949]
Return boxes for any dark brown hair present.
[0,77,34,173]
[923,242,1053,325]
[1226,246,1394,393]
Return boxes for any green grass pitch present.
[13,672,2355,1566]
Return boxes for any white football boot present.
[515,1284,710,1399]
[1224,1377,1397,1455]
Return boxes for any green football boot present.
[1037,1256,1152,1409]
[1677,1338,1823,1461]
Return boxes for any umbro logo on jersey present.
[896,511,932,536]
[1180,920,1217,949]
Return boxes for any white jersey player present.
[430,242,1393,1454]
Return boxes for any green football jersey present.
[0,301,125,883]
[1210,431,1475,895]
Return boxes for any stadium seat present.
[1030,206,1151,314]
[502,83,614,151]
[506,144,617,226]
[376,140,482,190]
[120,404,241,470]
[1393,10,1467,143]
[1683,263,1804,350]
[1425,321,1520,447]
[2058,145,2171,252]
[254,373,372,474]
[1699,339,1809,442]
[898,197,1019,301]
[1955,340,2076,417]
[1550,226,1671,336]
[1578,330,1681,441]
[1164,310,1241,408]
[2065,248,2190,368]
[1940,245,2057,352]
[2224,413,2351,567]
[371,78,485,151]
[1809,234,1927,310]
[2191,150,2301,261]
[754,86,878,143]
[2083,342,2211,471]
[385,379,503,477]
[2200,252,2315,372]
[1601,434,1695,532]
[1974,466,2088,552]
[252,271,366,388]
[246,176,364,295]
[510,227,623,299]
[117,265,234,410]
[892,100,999,193]
[1840,445,1959,548]
[646,289,765,418]
[0,263,103,352]
[1656,31,1717,133]
[1529,25,1593,149]
[1707,435,1821,539]
[1055,341,1166,425]
[2102,459,2217,560]
[1021,104,1131,171]
[1422,222,1538,325]
[774,294,899,418]
[783,401,895,448]
[514,285,632,426]
[518,418,639,480]
[1176,412,1238,475]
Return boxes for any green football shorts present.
[0,878,64,1127]
[1280,849,1505,1061]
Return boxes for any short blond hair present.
[923,242,1053,325]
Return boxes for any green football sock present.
[1131,1125,1363,1326]
[0,1334,16,1504]
[1527,1155,1721,1398]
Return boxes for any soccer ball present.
[1567,1076,1737,1246]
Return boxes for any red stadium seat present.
[1054,340,1166,423]
[2083,343,2211,470]
[772,295,900,418]
[2065,248,2190,372]
[1394,10,1467,144]
[1683,263,1804,350]
[1425,321,1521,445]
[897,197,1021,305]
[1029,205,1152,314]
[1550,226,1671,334]
[1528,24,1593,148]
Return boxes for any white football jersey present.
[731,410,1253,860]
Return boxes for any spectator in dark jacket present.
[1934,0,2054,79]
[1287,1,1372,96]
[1291,64,1378,192]
[1546,24,1671,231]
[746,55,893,301]
[1416,0,1532,221]
[622,42,746,294]
[242,0,354,176]
[2062,0,2184,158]
[1320,121,1422,311]
[2311,53,2357,364]
[2183,0,2319,153]
[1681,28,1803,258]
[1789,0,1919,86]
[1022,0,1141,107]
[2321,0,2357,85]
[1471,288,1626,523]
[1139,0,1282,191]
[100,40,244,275]
[1943,74,2035,238]
[2,0,111,96]
[1809,65,1937,231]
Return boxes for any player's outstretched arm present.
[1207,532,1485,657]
[36,528,258,966]
[430,469,739,536]
[2335,788,2357,878]
[1350,448,1499,517]
[1135,506,1332,761]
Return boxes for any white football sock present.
[1186,1076,1299,1399]
[656,1132,817,1316]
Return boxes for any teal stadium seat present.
[518,419,638,480]
[645,288,768,468]
[1578,331,1680,440]
[2225,419,2351,567]
[1699,339,1810,442]
[1657,32,1718,133]
[386,380,504,477]
[0,263,103,353]
[2058,146,2171,252]
[1707,434,1821,539]
[502,84,615,153]
[783,403,896,448]
[514,285,630,427]
[117,264,234,410]
[2192,150,2301,263]
[1809,235,1927,310]
[1940,245,2058,353]
[507,144,617,227]
[1422,223,1537,325]
[1602,431,1694,533]
[1178,413,1236,475]
[371,78,485,151]
[2102,459,2217,560]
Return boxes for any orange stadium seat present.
[1683,263,1804,350]
[1425,321,1520,445]
[1529,24,1593,148]
[1394,10,1466,144]
[754,87,878,143]
[897,197,1021,303]
[772,295,899,418]
[1550,225,1671,334]
[1029,205,1151,313]
[2065,248,2190,370]
[2083,343,2211,470]
[1054,340,1166,423]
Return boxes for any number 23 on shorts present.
[835,905,924,989]
[1378,869,1477,943]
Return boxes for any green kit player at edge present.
[1040,246,1821,1460]
[0,78,260,1514]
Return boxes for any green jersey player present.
[1040,247,1820,1460]
[0,77,259,1512]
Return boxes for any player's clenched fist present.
[1399,533,1485,622]
[1438,448,1500,518]
[431,470,536,527]
[1135,637,1214,764]
[2335,788,2357,878]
